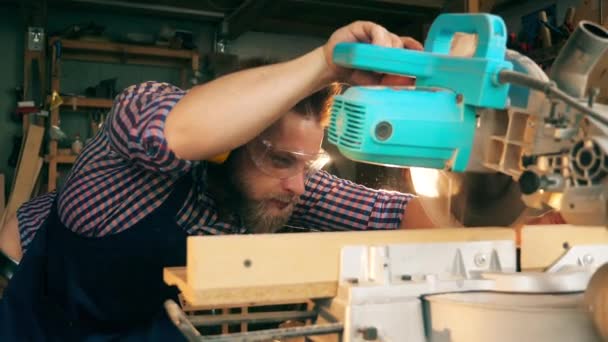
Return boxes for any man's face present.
[230,111,325,234]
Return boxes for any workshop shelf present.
[45,37,200,191]
[47,96,114,110]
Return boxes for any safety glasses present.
[246,138,330,179]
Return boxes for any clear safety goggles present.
[246,138,330,179]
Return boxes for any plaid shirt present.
[16,190,56,253]
[23,82,412,241]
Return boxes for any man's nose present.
[281,172,306,196]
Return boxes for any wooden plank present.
[0,125,44,228]
[44,154,77,164]
[467,0,479,12]
[521,225,608,270]
[61,52,189,69]
[187,228,513,290]
[46,95,113,109]
[167,229,514,306]
[50,37,196,59]
[164,267,336,308]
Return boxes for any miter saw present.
[329,13,608,228]
[166,13,608,342]
[323,12,608,342]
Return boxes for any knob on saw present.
[585,263,608,340]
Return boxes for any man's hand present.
[400,197,437,229]
[322,21,423,86]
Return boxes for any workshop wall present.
[0,7,23,197]
[497,0,582,33]
[230,31,324,60]
[0,4,325,193]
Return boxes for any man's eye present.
[269,153,295,169]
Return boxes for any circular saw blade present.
[409,168,530,227]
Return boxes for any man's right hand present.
[166,20,424,162]
[322,21,423,86]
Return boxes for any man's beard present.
[240,194,296,234]
[206,156,298,234]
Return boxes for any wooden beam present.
[521,225,608,270]
[222,0,276,40]
[61,52,190,69]
[165,267,336,308]
[165,228,514,307]
[51,38,197,59]
[468,0,480,12]
[0,125,44,228]
[46,95,114,109]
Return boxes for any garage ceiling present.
[29,0,521,40]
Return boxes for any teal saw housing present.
[327,13,513,172]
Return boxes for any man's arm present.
[399,197,436,229]
[0,214,21,261]
[289,171,435,231]
[106,82,194,174]
[165,22,415,161]
[0,191,56,261]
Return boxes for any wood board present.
[521,225,608,270]
[166,228,514,307]
[0,125,44,228]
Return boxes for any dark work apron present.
[0,175,193,341]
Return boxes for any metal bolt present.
[474,253,488,267]
[582,254,595,266]
[357,327,378,341]
[375,121,393,141]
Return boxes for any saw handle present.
[332,14,509,80]
[424,13,508,60]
